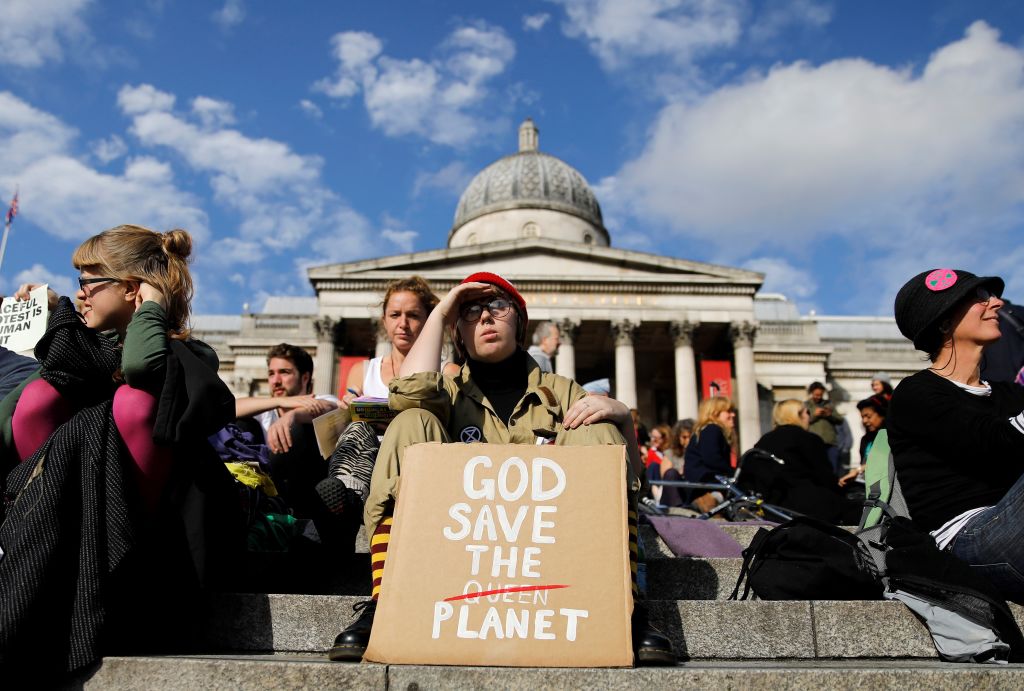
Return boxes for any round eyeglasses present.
[459,297,512,323]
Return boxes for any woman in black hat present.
[889,268,1024,602]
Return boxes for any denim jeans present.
[949,471,1024,604]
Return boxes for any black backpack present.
[730,515,882,601]
[857,429,1024,663]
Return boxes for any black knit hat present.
[894,268,1004,351]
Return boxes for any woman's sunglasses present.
[459,297,512,323]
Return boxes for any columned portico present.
[303,123,764,427]
[731,321,760,451]
[313,317,338,396]
[670,320,699,421]
[612,319,638,408]
[555,318,579,381]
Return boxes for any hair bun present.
[162,229,193,260]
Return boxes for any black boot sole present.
[636,646,678,666]
[327,642,367,662]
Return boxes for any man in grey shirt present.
[527,321,560,373]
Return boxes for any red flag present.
[5,190,17,225]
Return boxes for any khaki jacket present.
[364,355,638,533]
[388,356,587,444]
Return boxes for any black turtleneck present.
[468,349,530,425]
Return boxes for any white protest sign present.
[0,284,48,354]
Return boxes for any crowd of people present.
[0,227,1022,676]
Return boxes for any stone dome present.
[448,119,609,247]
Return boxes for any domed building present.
[448,119,609,249]
[305,119,776,448]
[200,119,921,453]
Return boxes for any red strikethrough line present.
[443,584,570,602]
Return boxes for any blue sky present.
[1,1,1023,317]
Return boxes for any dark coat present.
[684,423,733,483]
[753,424,856,524]
[0,300,242,676]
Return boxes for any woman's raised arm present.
[400,281,493,376]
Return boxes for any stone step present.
[646,556,740,600]
[242,523,854,601]
[75,655,1024,690]
[239,553,740,600]
[242,523,852,600]
[199,592,1012,661]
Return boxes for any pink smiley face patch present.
[925,269,957,292]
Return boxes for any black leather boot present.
[328,599,377,661]
[632,602,677,666]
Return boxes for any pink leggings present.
[13,379,173,512]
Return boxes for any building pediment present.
[309,238,763,295]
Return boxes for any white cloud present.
[552,0,744,70]
[742,257,816,300]
[208,237,264,264]
[0,92,77,170]
[299,99,323,120]
[118,83,176,115]
[748,0,833,44]
[610,21,1024,312]
[315,31,382,99]
[212,0,246,30]
[0,91,208,244]
[11,263,75,298]
[314,22,516,146]
[295,206,383,275]
[118,83,406,281]
[13,155,209,242]
[0,0,91,68]
[121,85,320,200]
[192,96,236,129]
[523,13,551,32]
[413,161,474,197]
[381,229,417,253]
[91,135,127,164]
[551,0,832,96]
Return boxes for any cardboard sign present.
[364,443,633,667]
[0,284,48,354]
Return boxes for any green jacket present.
[804,398,844,446]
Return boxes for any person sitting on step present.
[314,276,459,539]
[326,271,676,666]
[889,268,1024,603]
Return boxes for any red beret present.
[460,271,528,327]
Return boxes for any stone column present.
[371,318,390,359]
[612,319,638,408]
[555,318,580,381]
[670,320,699,421]
[730,321,760,452]
[313,316,338,396]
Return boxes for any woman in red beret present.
[328,271,675,666]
